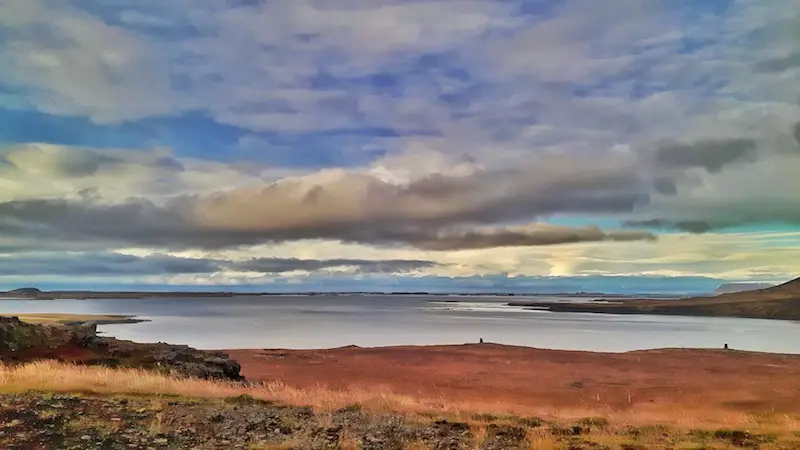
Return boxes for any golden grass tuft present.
[2,313,134,324]
[0,361,427,412]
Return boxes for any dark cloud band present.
[0,253,439,277]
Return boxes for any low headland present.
[507,276,800,321]
[1,313,149,326]
[1,316,800,448]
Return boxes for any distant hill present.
[508,276,800,321]
[3,288,44,298]
[766,277,800,295]
[713,282,775,295]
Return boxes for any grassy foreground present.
[1,361,799,449]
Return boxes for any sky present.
[0,0,799,293]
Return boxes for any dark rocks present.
[481,424,527,450]
[0,317,243,381]
[422,420,473,450]
[359,416,411,450]
[0,316,71,352]
[87,337,244,381]
[71,322,98,345]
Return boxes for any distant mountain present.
[713,282,775,295]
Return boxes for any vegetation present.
[1,313,145,325]
[1,361,799,449]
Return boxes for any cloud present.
[622,219,717,234]
[549,231,800,282]
[794,121,800,146]
[756,52,800,73]
[0,144,184,178]
[0,252,217,277]
[0,0,175,122]
[0,133,795,252]
[0,0,799,284]
[406,225,655,251]
[0,252,438,277]
[0,190,654,252]
[0,143,298,203]
[0,143,657,252]
[651,138,758,173]
[623,152,800,232]
[234,257,437,274]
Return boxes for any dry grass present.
[3,313,134,324]
[2,360,799,437]
[525,430,562,450]
[0,361,428,412]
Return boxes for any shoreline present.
[2,313,150,326]
[507,298,800,321]
[3,288,799,322]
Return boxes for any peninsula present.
[508,276,800,321]
[0,313,148,326]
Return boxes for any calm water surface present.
[0,295,797,353]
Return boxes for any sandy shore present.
[228,343,800,423]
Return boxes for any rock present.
[0,317,65,353]
[94,338,243,381]
[71,322,98,345]
[0,317,243,381]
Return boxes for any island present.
[508,276,800,321]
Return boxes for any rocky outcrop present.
[87,337,242,381]
[0,316,242,381]
[0,316,81,351]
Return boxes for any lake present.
[0,295,797,353]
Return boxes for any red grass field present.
[228,344,800,426]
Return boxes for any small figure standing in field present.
[724,343,729,350]
[479,338,484,344]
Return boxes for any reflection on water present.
[0,295,796,353]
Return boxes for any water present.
[0,295,797,353]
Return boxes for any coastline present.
[506,297,800,321]
[3,281,798,322]
[505,277,800,321]
[1,313,150,326]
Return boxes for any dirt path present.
[228,344,800,422]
